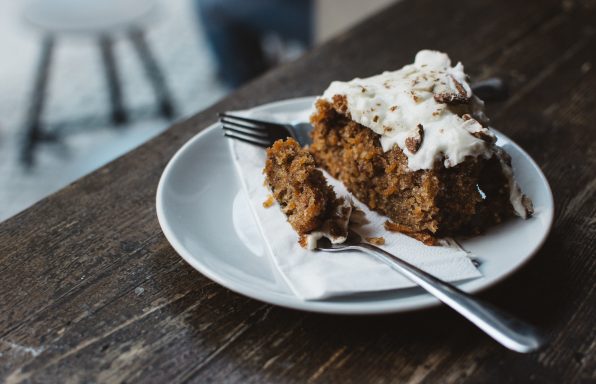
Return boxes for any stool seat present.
[24,0,158,35]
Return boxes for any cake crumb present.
[263,195,275,208]
[366,236,385,245]
[298,235,308,248]
[349,207,368,225]
[384,220,437,245]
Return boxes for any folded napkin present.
[229,107,482,300]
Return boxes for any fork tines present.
[223,132,271,148]
[221,121,270,148]
[219,112,283,129]
[219,112,289,148]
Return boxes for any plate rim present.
[156,96,555,315]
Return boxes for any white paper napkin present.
[228,107,482,300]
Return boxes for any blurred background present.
[0,0,397,222]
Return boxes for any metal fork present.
[220,112,313,147]
[221,79,541,352]
[220,77,508,148]
[317,230,545,353]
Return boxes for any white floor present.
[0,0,227,221]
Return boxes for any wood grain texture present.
[1,0,595,382]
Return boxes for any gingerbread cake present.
[264,138,351,249]
[309,50,532,244]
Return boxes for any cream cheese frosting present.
[318,50,532,218]
[320,50,495,171]
[305,198,352,250]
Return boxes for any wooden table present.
[1,0,594,382]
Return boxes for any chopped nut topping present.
[434,92,471,104]
[405,124,424,153]
[373,115,379,123]
[389,105,398,112]
[433,76,471,104]
[472,130,496,144]
[450,75,467,96]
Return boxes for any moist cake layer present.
[264,138,351,248]
[310,99,518,243]
[310,50,532,243]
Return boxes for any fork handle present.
[352,242,546,353]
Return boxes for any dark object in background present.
[195,0,313,88]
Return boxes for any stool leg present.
[128,28,176,118]
[99,35,127,125]
[22,34,55,167]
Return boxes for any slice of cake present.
[309,50,532,244]
[264,138,351,249]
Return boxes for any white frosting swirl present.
[320,50,495,171]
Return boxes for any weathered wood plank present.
[1,0,595,382]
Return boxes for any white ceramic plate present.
[156,97,554,315]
